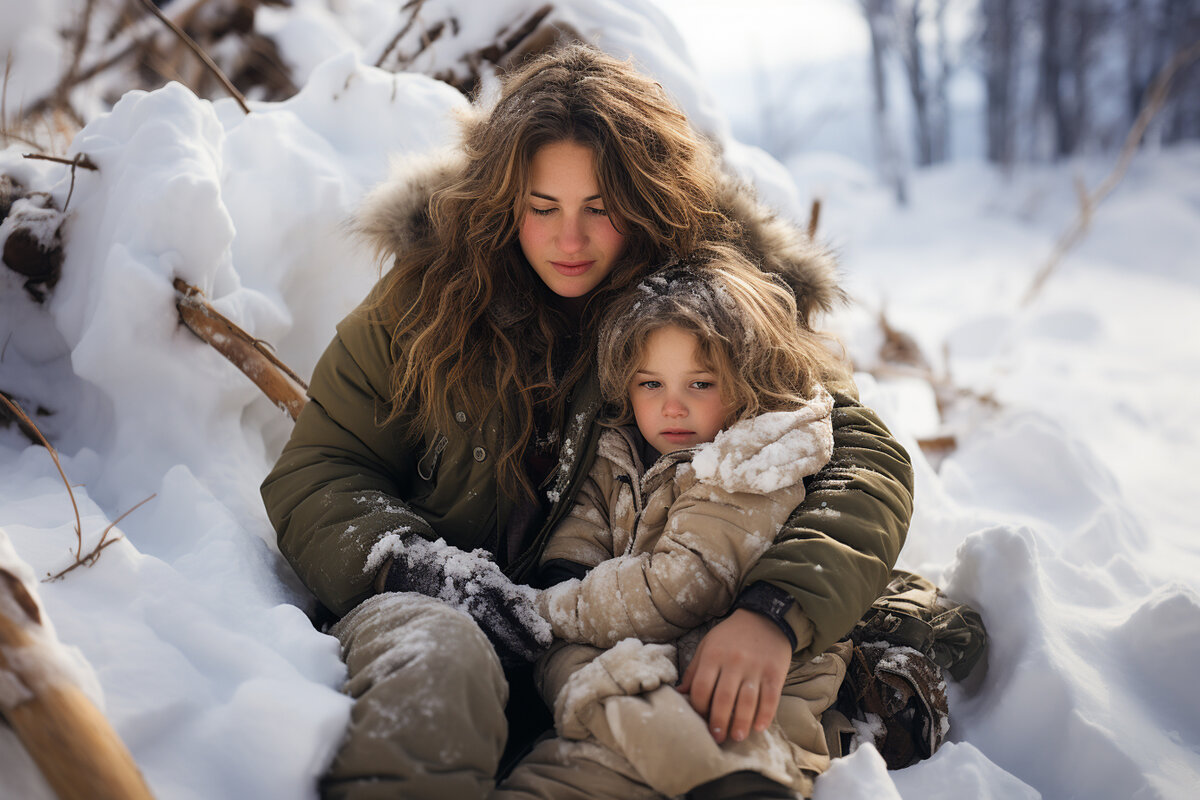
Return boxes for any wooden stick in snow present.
[0,536,155,800]
[173,278,308,420]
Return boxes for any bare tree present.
[1161,0,1200,142]
[1034,0,1067,157]
[861,0,910,204]
[981,0,1019,165]
[930,0,955,162]
[896,0,935,165]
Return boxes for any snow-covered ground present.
[3,1,1199,798]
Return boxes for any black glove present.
[381,535,552,669]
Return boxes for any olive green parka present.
[260,151,914,659]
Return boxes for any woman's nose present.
[557,214,586,254]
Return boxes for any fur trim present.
[352,149,844,319]
[715,172,846,323]
[354,148,467,264]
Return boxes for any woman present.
[261,43,912,800]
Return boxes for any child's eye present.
[637,380,662,390]
[691,381,716,390]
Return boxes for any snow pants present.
[321,592,510,800]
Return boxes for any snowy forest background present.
[2,1,1199,799]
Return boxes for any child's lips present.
[660,429,695,442]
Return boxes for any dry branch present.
[0,393,83,559]
[375,0,430,68]
[21,153,98,170]
[0,392,154,582]
[1022,38,1200,306]
[174,278,308,420]
[135,0,251,114]
[1,532,156,800]
[46,494,156,582]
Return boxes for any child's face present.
[629,325,732,455]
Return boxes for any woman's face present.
[519,140,627,299]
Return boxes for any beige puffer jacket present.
[538,388,834,648]
[529,388,847,797]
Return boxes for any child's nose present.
[663,396,687,417]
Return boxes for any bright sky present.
[650,0,870,72]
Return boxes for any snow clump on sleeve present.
[693,385,834,494]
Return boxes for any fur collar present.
[354,149,844,323]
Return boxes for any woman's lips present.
[551,260,594,276]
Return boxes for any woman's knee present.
[333,591,506,703]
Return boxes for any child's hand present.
[676,608,791,744]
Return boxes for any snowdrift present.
[3,1,1199,798]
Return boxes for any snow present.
[692,387,834,494]
[3,1,1200,799]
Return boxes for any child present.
[496,252,853,799]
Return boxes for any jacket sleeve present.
[541,480,807,648]
[742,378,914,659]
[260,302,431,618]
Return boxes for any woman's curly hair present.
[368,42,738,499]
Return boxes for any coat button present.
[473,446,487,462]
[455,411,467,424]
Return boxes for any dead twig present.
[21,152,98,212]
[0,393,84,560]
[135,0,251,114]
[1022,38,1200,307]
[807,199,822,239]
[2,51,12,148]
[375,0,429,69]
[46,494,156,582]
[22,153,98,170]
[0,393,156,581]
[174,278,309,419]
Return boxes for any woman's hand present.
[676,608,792,744]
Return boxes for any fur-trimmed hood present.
[353,148,844,323]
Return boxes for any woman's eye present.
[586,207,609,217]
[529,207,554,217]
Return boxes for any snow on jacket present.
[260,148,913,658]
[539,389,834,648]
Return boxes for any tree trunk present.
[898,1,933,166]
[862,0,910,204]
[1036,0,1068,158]
[983,0,1017,165]
[931,0,953,162]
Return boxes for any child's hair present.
[596,245,847,426]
